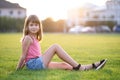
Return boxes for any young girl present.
[16,15,107,71]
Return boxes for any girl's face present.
[28,22,39,34]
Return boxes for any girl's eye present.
[30,24,33,26]
[35,24,38,26]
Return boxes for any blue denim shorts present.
[26,56,46,70]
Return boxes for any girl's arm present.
[16,36,32,70]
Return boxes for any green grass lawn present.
[0,33,120,80]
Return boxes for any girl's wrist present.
[16,67,21,71]
[16,68,19,71]
[16,66,20,70]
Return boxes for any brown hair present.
[23,15,43,41]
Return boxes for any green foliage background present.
[0,17,24,32]
[0,17,65,32]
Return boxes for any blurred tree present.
[0,16,65,33]
[42,17,55,32]
[55,20,65,32]
[42,17,65,32]
[0,17,24,32]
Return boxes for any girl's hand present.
[16,67,20,71]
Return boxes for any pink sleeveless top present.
[24,36,42,62]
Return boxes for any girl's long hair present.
[23,15,43,41]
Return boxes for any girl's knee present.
[52,44,60,49]
[53,44,60,47]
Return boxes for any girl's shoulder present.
[22,35,33,43]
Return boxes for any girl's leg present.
[42,44,105,70]
[48,62,100,70]
[48,62,101,70]
[42,44,78,68]
[48,62,72,70]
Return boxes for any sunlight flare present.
[6,0,106,20]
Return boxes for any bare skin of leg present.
[48,62,72,70]
[42,44,78,68]
[42,44,101,70]
[48,62,101,70]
